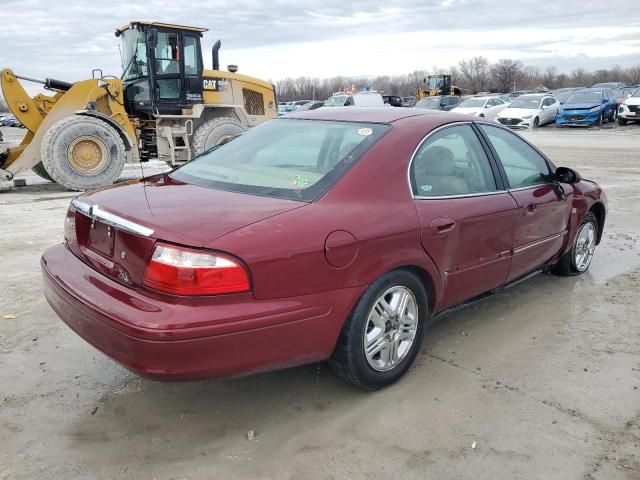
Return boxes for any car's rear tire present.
[329,269,428,390]
[554,212,599,276]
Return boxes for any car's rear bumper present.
[42,244,363,381]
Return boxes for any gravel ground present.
[0,123,639,480]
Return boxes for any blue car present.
[556,88,617,127]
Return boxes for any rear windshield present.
[171,119,389,201]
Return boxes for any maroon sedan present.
[42,108,606,390]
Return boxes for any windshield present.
[458,98,485,108]
[415,98,441,109]
[633,88,640,98]
[509,97,542,109]
[324,96,347,107]
[428,76,444,89]
[554,91,574,103]
[171,119,390,201]
[566,91,603,104]
[120,29,148,80]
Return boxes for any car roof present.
[517,94,548,99]
[285,106,466,124]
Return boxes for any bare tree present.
[458,56,490,93]
[491,59,523,92]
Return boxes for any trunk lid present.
[72,174,306,287]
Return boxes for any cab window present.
[183,35,200,75]
[411,125,498,197]
[154,32,180,75]
[479,125,551,188]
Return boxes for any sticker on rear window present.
[291,175,310,189]
[357,127,373,136]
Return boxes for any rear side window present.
[479,124,551,188]
[411,125,497,197]
[172,119,389,201]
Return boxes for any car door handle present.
[524,203,538,215]
[429,217,456,234]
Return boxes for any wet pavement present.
[0,124,639,479]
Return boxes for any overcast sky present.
[2,0,639,95]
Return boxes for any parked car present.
[496,94,560,129]
[452,95,509,119]
[551,87,584,105]
[324,91,385,107]
[402,96,416,107]
[277,103,297,116]
[508,90,533,98]
[414,95,461,111]
[42,107,607,390]
[1,114,23,127]
[382,95,403,107]
[296,101,325,111]
[591,82,625,90]
[556,88,617,127]
[618,87,640,125]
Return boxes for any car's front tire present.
[329,270,428,390]
[554,212,599,276]
[618,118,627,126]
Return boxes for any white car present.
[496,94,560,129]
[618,88,640,125]
[452,96,509,119]
[324,91,386,107]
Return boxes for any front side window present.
[411,124,497,197]
[172,119,389,201]
[479,125,551,188]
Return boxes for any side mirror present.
[555,166,581,184]
[541,105,548,110]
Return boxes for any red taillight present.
[64,203,78,245]
[143,243,250,295]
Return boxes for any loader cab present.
[117,22,206,116]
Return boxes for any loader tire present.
[41,116,126,191]
[31,162,53,182]
[192,117,247,156]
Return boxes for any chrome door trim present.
[513,232,565,254]
[72,198,155,237]
[414,190,508,200]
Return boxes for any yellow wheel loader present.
[416,74,463,100]
[0,21,277,191]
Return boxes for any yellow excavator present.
[0,21,277,191]
[416,74,463,100]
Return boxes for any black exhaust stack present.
[212,40,221,71]
[45,78,74,92]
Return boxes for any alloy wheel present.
[574,222,596,272]
[363,286,419,372]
